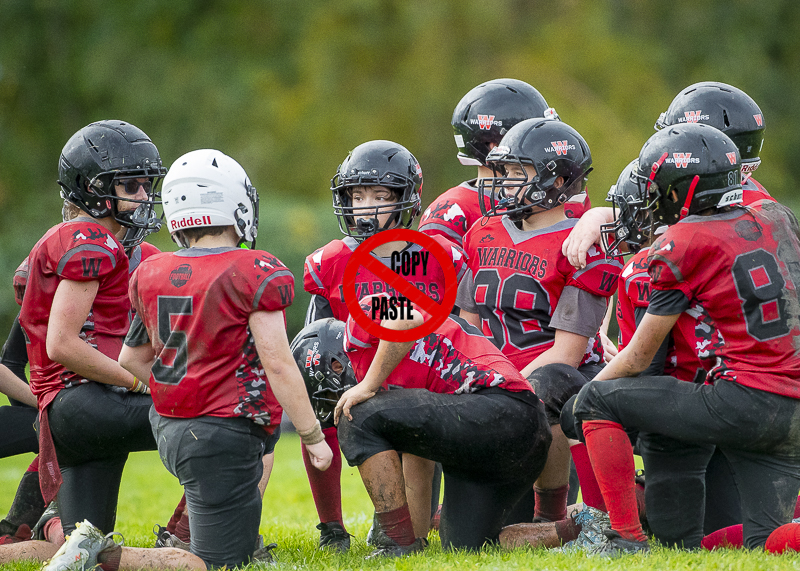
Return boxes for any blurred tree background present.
[1,0,798,339]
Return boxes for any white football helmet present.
[162,149,259,248]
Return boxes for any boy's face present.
[348,185,399,229]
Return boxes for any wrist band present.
[297,420,325,446]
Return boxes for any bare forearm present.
[118,344,155,384]
[0,364,36,407]
[265,360,318,433]
[51,338,134,388]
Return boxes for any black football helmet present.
[331,140,422,240]
[600,159,653,255]
[634,123,742,226]
[655,82,765,177]
[290,318,357,428]
[58,120,166,248]
[479,118,592,221]
[451,79,559,167]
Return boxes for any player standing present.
[120,149,333,568]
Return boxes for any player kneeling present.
[119,149,332,568]
[298,295,552,556]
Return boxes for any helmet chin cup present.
[355,217,379,237]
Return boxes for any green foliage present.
[1,0,799,340]
[2,426,800,570]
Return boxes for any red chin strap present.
[679,175,700,219]
[647,152,669,192]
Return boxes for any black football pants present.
[338,388,551,549]
[574,375,800,548]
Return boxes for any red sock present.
[583,419,646,542]
[701,524,743,550]
[534,484,569,522]
[794,496,800,519]
[303,426,344,528]
[43,517,64,546]
[766,523,800,554]
[376,504,415,547]
[570,443,606,511]
[166,495,187,535]
[27,457,39,473]
[174,511,190,543]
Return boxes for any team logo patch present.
[169,264,193,288]
[476,115,498,130]
[682,110,709,123]
[72,227,106,243]
[754,114,763,127]
[667,153,700,168]
[726,152,737,165]
[546,140,575,156]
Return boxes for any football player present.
[418,79,587,247]
[574,123,800,554]
[301,140,467,550]
[315,296,551,555]
[119,149,333,568]
[457,118,622,524]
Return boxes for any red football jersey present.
[648,205,800,397]
[129,248,295,433]
[564,192,592,220]
[615,248,651,352]
[304,235,468,322]
[344,293,533,394]
[13,256,29,306]
[20,221,130,404]
[463,216,622,369]
[742,176,774,205]
[418,180,492,246]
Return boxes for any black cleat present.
[593,529,650,557]
[316,521,350,552]
[366,537,427,559]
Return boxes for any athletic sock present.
[375,504,415,547]
[43,517,65,546]
[555,517,582,542]
[794,496,800,519]
[533,484,569,522]
[701,524,743,550]
[166,495,187,535]
[583,419,647,542]
[303,426,345,529]
[766,522,800,554]
[174,511,191,543]
[569,443,606,512]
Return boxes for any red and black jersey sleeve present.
[564,192,591,219]
[13,256,29,306]
[564,244,623,297]
[249,252,295,312]
[616,249,651,350]
[418,181,489,246]
[55,223,128,283]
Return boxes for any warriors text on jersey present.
[462,216,622,369]
[304,234,467,322]
[20,220,130,403]
[648,203,800,397]
[128,247,295,434]
[344,293,533,394]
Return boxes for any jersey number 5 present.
[732,249,790,341]
[151,296,193,385]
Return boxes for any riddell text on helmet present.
[170,215,214,230]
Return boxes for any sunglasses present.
[115,178,152,196]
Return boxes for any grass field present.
[2,416,800,570]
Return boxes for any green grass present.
[3,427,800,570]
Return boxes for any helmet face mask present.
[451,78,558,167]
[479,119,592,221]
[290,319,357,428]
[57,120,166,248]
[601,160,656,255]
[161,149,259,249]
[331,140,422,241]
